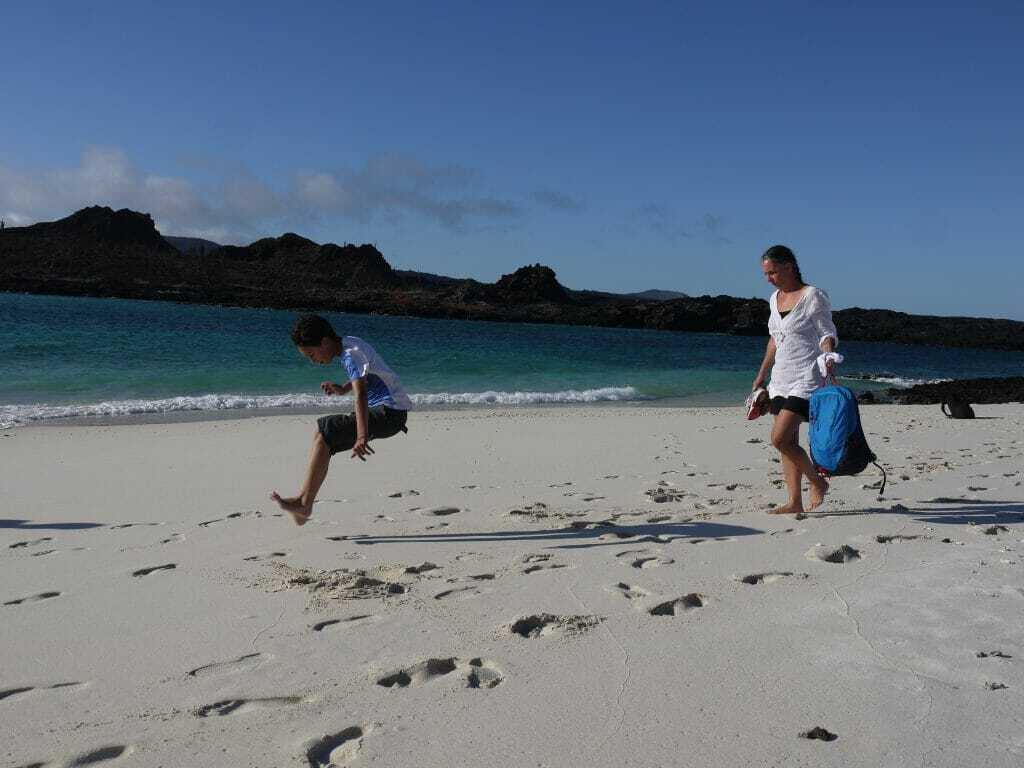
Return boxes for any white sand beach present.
[3,404,1023,767]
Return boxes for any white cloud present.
[0,147,524,244]
[532,187,585,213]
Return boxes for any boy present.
[270,314,412,526]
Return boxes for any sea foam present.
[0,387,642,428]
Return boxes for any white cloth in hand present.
[816,352,844,378]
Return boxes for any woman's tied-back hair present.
[291,314,340,347]
[761,244,804,285]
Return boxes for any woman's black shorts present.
[769,395,810,422]
[317,407,408,455]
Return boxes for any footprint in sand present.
[4,591,61,606]
[131,563,176,577]
[188,653,268,679]
[875,534,929,544]
[644,484,689,503]
[509,613,604,638]
[0,682,83,701]
[608,582,650,600]
[977,650,1012,659]
[312,614,380,632]
[434,585,482,601]
[387,489,420,498]
[631,556,673,569]
[403,562,439,575]
[647,594,707,616]
[799,727,838,742]
[736,572,808,585]
[8,537,53,549]
[65,745,132,765]
[305,726,369,768]
[509,502,550,520]
[195,696,305,717]
[523,553,554,563]
[421,506,461,517]
[198,511,261,527]
[243,552,288,561]
[805,545,862,564]
[110,522,161,530]
[376,657,504,690]
[523,562,569,575]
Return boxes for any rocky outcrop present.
[3,206,1023,351]
[886,377,1024,405]
[834,307,1024,352]
[494,264,569,303]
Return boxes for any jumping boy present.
[270,315,412,526]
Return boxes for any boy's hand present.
[351,437,375,461]
[321,381,348,396]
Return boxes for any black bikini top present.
[779,310,791,318]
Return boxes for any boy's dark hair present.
[291,315,339,346]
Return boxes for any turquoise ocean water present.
[2,292,1022,428]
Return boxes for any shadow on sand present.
[805,497,1024,526]
[351,520,763,549]
[1,518,105,531]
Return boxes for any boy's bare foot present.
[768,502,804,515]
[270,492,313,526]
[809,478,829,511]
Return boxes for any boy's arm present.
[350,376,375,461]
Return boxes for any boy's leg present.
[270,429,332,525]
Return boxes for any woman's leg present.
[769,410,828,513]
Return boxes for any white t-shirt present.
[340,336,414,411]
[767,286,838,400]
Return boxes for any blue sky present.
[1,1,1021,319]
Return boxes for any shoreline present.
[12,395,742,430]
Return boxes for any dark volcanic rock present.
[494,264,569,303]
[887,377,1024,405]
[3,206,1023,352]
[834,307,1024,352]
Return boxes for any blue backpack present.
[809,385,887,497]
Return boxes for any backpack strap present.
[872,462,887,498]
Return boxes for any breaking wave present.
[0,386,643,428]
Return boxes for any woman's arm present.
[811,289,838,351]
[753,336,776,390]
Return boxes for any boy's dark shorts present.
[317,407,408,455]
[769,395,810,422]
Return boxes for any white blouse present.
[767,285,838,400]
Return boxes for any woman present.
[752,245,842,514]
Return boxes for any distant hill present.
[622,289,690,301]
[2,206,1023,351]
[165,236,222,256]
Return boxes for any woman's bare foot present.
[808,478,829,510]
[270,492,312,525]
[768,502,804,515]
